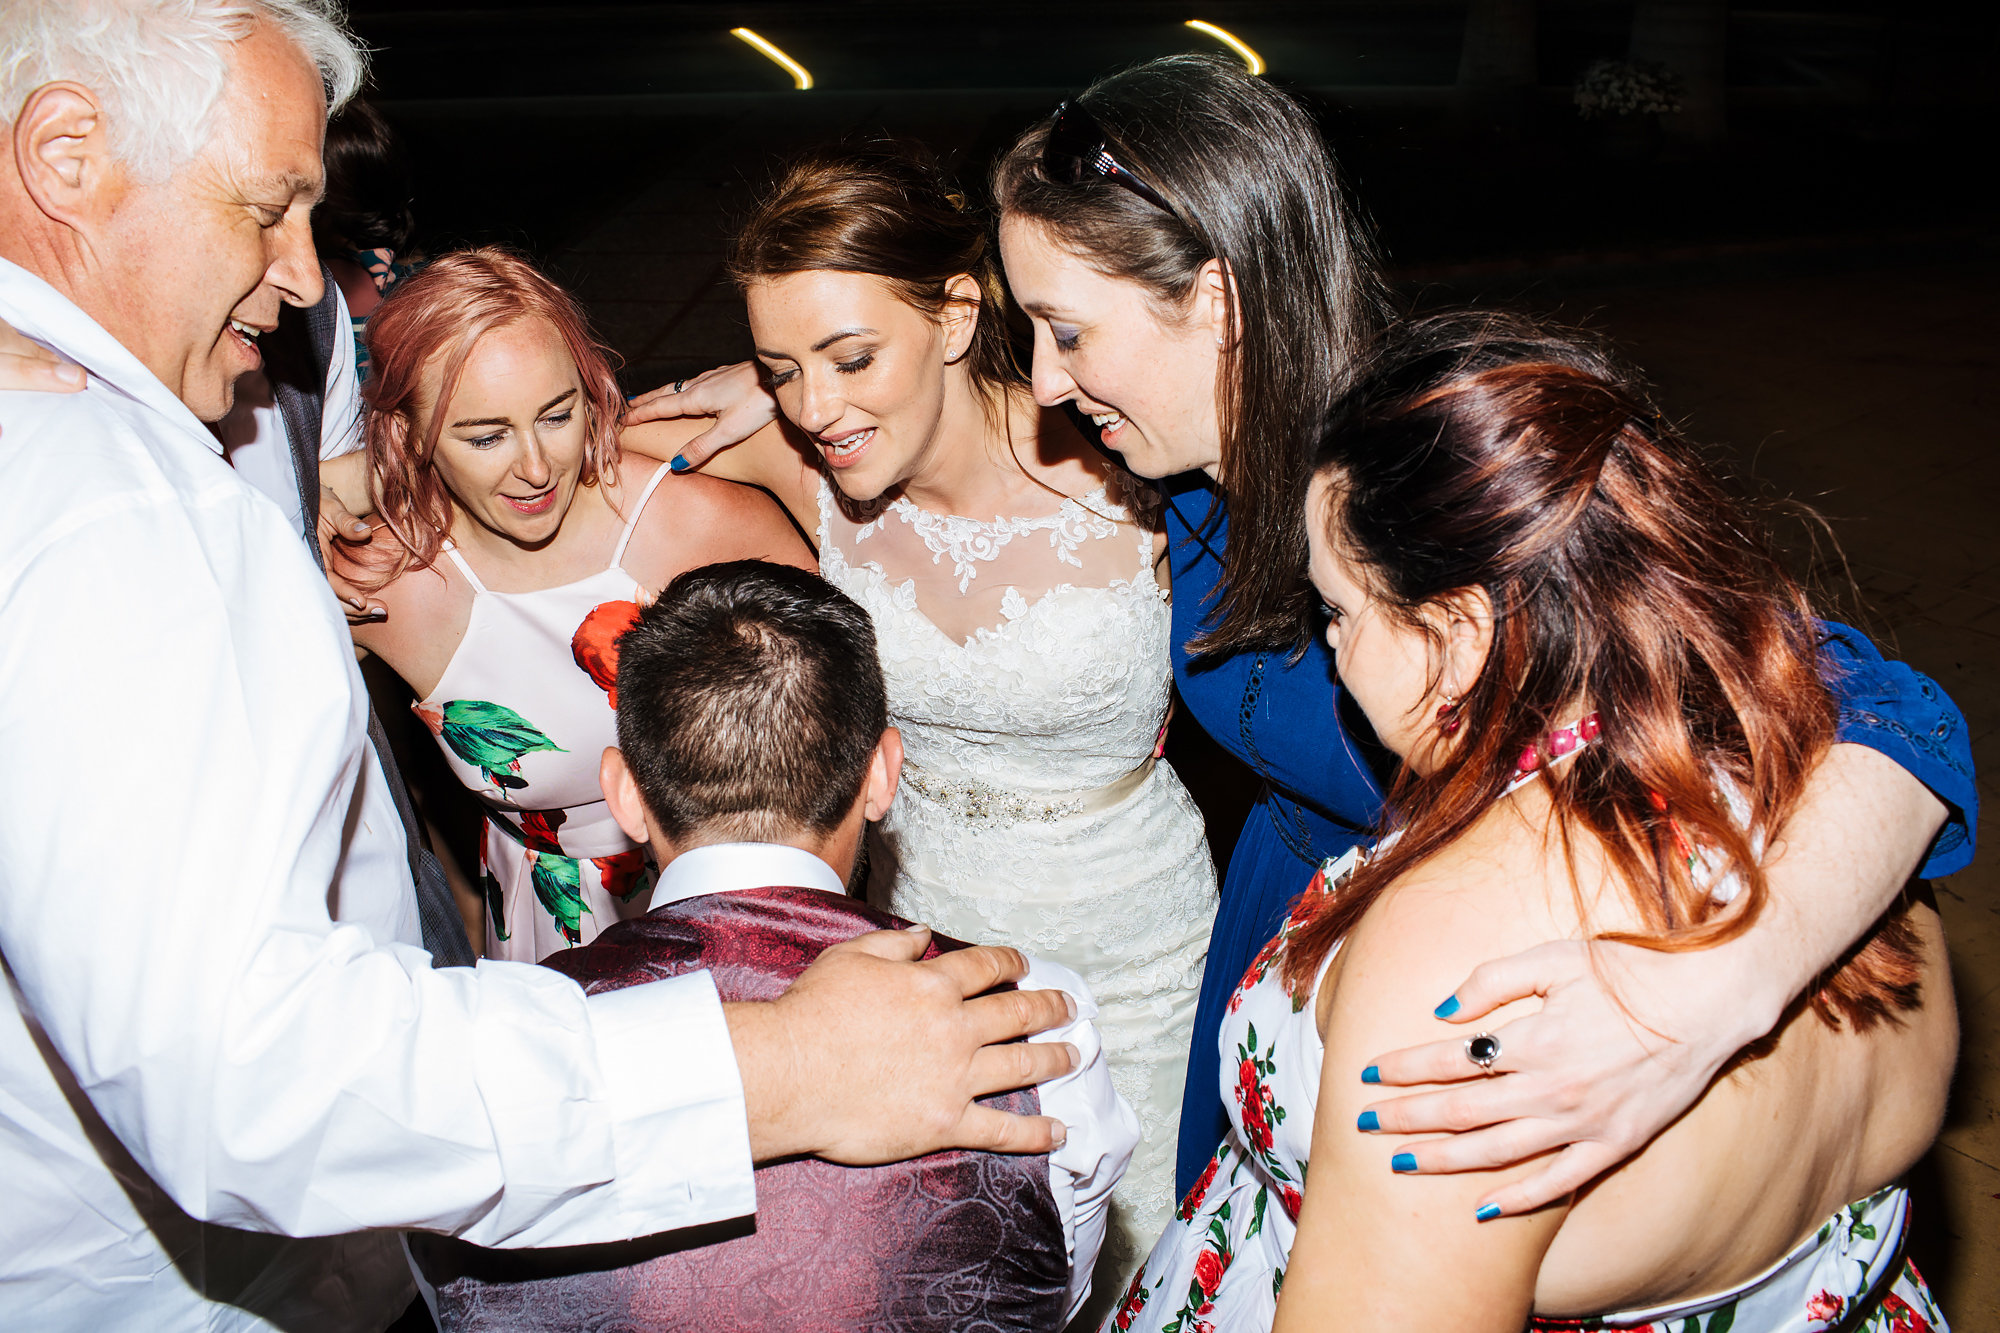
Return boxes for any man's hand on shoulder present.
[729,925,1079,1164]
[0,319,86,399]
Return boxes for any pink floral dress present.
[1106,839,1949,1333]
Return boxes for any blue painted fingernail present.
[1357,1110,1379,1132]
[1391,1153,1418,1174]
[1475,1203,1503,1222]
[1361,1065,1381,1084]
[669,454,690,473]
[1434,995,1461,1018]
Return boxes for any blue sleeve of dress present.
[1819,620,1977,879]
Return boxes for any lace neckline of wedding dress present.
[856,485,1121,594]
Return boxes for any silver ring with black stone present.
[1465,1032,1501,1075]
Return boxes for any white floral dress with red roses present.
[1106,833,1949,1333]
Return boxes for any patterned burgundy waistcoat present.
[409,886,1069,1332]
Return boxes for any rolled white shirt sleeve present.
[1019,956,1141,1322]
[0,464,753,1250]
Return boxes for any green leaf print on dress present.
[528,850,589,945]
[413,699,567,793]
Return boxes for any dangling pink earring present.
[1436,693,1462,736]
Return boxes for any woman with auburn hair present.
[1113,312,1957,1332]
[323,247,811,961]
[621,141,1216,1303]
[983,52,1972,1222]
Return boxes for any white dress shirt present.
[211,283,415,942]
[0,260,755,1332]
[654,843,1141,1323]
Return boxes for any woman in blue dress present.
[987,52,1975,1214]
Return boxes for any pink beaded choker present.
[1506,713,1601,788]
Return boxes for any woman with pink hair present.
[327,247,811,960]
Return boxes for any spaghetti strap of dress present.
[608,459,677,571]
[439,542,489,595]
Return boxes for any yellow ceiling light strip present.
[1184,19,1265,76]
[731,28,814,90]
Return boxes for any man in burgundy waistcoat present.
[409,560,1136,1331]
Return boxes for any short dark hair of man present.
[615,560,887,845]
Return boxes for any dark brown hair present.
[993,54,1394,656]
[314,97,416,256]
[728,140,1023,420]
[616,561,887,844]
[1282,312,1920,1030]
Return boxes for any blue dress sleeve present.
[1819,620,1977,878]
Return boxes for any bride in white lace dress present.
[621,145,1216,1314]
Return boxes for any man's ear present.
[939,274,982,365]
[13,82,124,232]
[599,747,653,845]
[1433,587,1495,698]
[862,727,904,822]
[1192,257,1239,351]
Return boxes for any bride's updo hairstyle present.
[348,247,626,590]
[993,54,1394,655]
[727,141,1023,420]
[1282,311,1922,1029]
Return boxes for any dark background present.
[345,0,1996,314]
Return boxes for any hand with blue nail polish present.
[621,361,777,475]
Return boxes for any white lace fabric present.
[818,473,1219,1320]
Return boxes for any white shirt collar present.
[0,256,223,456]
[651,842,845,909]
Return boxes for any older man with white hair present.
[0,4,1077,1329]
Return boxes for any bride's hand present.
[623,361,778,472]
[1353,937,1782,1217]
[0,319,86,404]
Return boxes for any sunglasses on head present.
[1041,100,1176,218]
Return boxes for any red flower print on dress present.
[1879,1292,1932,1333]
[593,847,652,902]
[570,599,644,710]
[1193,1246,1226,1302]
[1281,1186,1303,1220]
[1112,1269,1149,1330]
[1235,1059,1275,1157]
[518,809,568,854]
[1805,1290,1845,1324]
[1179,1154,1221,1220]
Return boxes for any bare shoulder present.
[621,459,814,586]
[1277,800,1581,1326]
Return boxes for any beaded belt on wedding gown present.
[902,757,1157,825]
